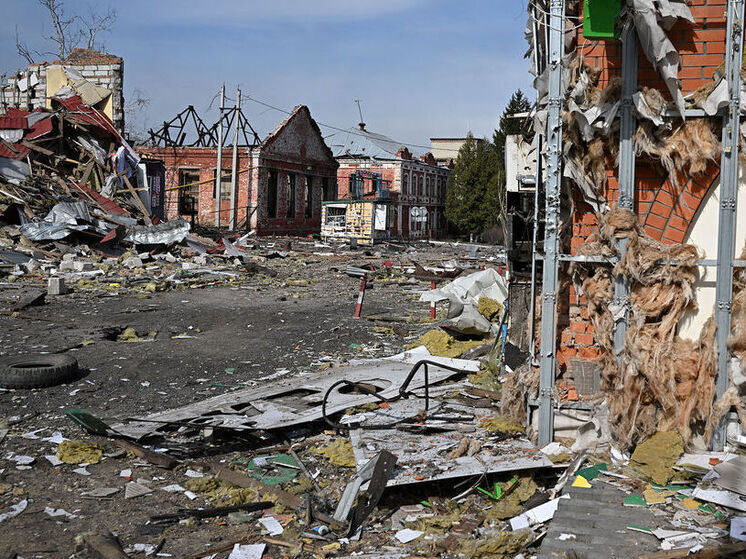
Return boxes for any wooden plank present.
[20,140,55,157]
[113,439,177,469]
[122,175,151,219]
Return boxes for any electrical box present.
[583,0,621,40]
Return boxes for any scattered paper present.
[120,469,132,478]
[395,529,424,543]
[184,469,204,478]
[558,533,576,541]
[731,516,746,541]
[510,495,570,530]
[44,455,63,466]
[258,516,284,536]
[161,484,186,492]
[73,467,91,476]
[0,499,27,523]
[42,432,67,444]
[44,506,77,519]
[227,543,265,559]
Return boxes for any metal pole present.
[537,0,565,447]
[528,134,542,362]
[215,84,225,228]
[613,27,638,359]
[229,87,241,231]
[712,0,744,450]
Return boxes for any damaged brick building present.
[325,125,450,242]
[139,105,338,236]
[514,0,746,450]
[0,48,125,132]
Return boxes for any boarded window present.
[178,168,200,216]
[287,173,296,218]
[305,176,313,218]
[267,169,278,218]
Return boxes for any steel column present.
[713,0,744,450]
[528,134,543,363]
[214,84,225,228]
[537,0,565,447]
[613,27,638,358]
[229,88,241,230]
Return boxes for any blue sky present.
[1,1,533,147]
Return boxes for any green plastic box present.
[583,0,621,40]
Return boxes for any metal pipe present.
[537,0,565,447]
[229,87,241,230]
[613,26,638,361]
[214,84,225,228]
[712,0,744,450]
[528,134,542,363]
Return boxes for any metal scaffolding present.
[534,0,744,448]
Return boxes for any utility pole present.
[214,84,225,228]
[537,0,565,447]
[229,87,241,230]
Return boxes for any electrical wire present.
[243,94,469,155]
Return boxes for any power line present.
[243,94,473,154]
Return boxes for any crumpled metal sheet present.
[420,268,508,336]
[629,0,694,117]
[632,91,667,126]
[0,157,29,184]
[20,222,90,241]
[127,218,190,245]
[45,201,91,225]
[110,346,480,440]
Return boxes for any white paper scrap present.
[258,516,284,536]
[44,455,63,466]
[731,516,746,541]
[227,543,265,559]
[0,499,27,523]
[395,528,424,543]
[161,484,185,493]
[510,495,570,530]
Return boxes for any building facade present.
[139,105,338,236]
[329,126,450,241]
[0,49,124,132]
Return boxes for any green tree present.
[445,133,501,236]
[493,90,532,237]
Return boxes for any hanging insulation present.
[571,209,716,449]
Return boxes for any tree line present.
[445,90,531,240]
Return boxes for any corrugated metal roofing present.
[328,127,422,160]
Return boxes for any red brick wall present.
[139,147,337,235]
[559,2,728,373]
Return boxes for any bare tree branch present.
[39,0,81,60]
[15,26,36,65]
[81,6,117,50]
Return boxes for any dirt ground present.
[0,242,494,558]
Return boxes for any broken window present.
[305,176,313,218]
[267,169,278,218]
[326,205,346,228]
[287,173,296,218]
[178,168,200,216]
[213,169,231,200]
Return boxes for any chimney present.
[358,122,366,131]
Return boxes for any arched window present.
[403,172,409,195]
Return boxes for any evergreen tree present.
[445,134,500,236]
[444,90,531,239]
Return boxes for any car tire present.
[0,354,79,389]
